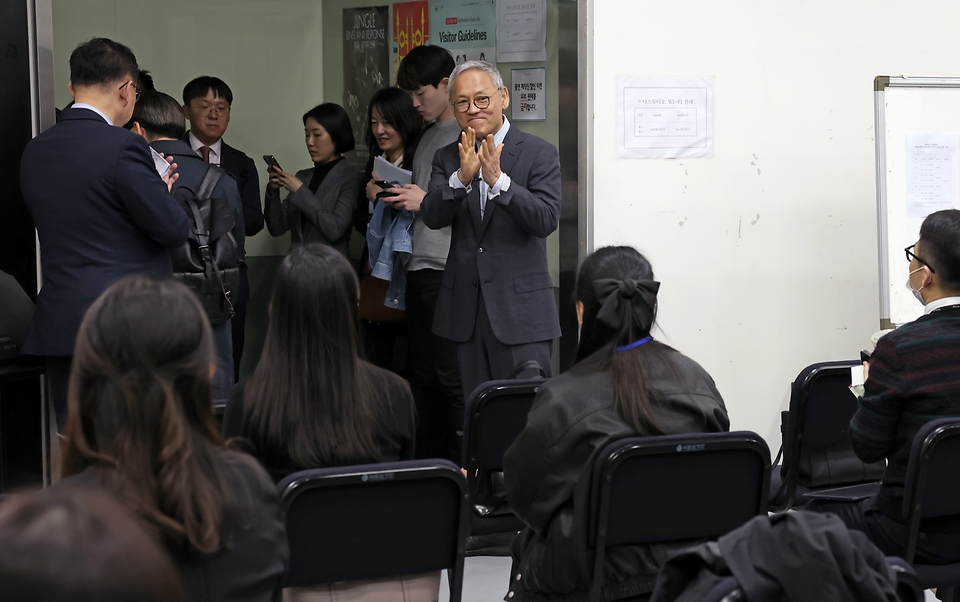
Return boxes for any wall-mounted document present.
[617,77,714,159]
[905,132,957,218]
[496,0,546,62]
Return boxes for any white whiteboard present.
[875,77,960,326]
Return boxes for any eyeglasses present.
[905,244,936,273]
[119,80,140,101]
[189,103,231,117]
[453,95,493,113]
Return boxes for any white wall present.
[590,1,960,447]
[51,0,326,256]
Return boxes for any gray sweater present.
[408,119,461,271]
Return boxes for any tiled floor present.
[439,556,513,602]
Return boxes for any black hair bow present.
[592,278,660,333]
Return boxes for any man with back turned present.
[19,38,188,423]
[420,60,561,398]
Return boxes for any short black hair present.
[396,45,455,91]
[302,103,355,155]
[137,69,156,92]
[182,76,233,106]
[69,38,138,88]
[919,209,960,289]
[132,92,186,140]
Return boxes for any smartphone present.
[374,180,395,189]
[262,155,282,170]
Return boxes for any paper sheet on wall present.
[617,77,714,159]
[510,67,546,120]
[906,132,958,218]
[496,0,546,62]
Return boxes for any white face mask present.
[906,266,926,305]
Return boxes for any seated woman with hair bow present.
[502,246,730,601]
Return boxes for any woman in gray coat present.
[503,246,730,601]
[265,103,362,257]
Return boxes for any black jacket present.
[502,348,729,601]
[650,512,901,602]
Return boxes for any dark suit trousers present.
[805,495,960,564]
[458,292,552,401]
[231,300,246,381]
[45,355,71,427]
[406,269,464,462]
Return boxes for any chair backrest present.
[461,378,545,472]
[783,360,861,459]
[277,459,469,601]
[589,431,770,548]
[902,417,960,562]
[587,432,770,602]
[777,360,884,501]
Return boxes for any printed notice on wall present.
[510,67,545,121]
[906,132,958,218]
[496,0,546,62]
[432,0,496,66]
[617,77,713,159]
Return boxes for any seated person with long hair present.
[57,276,288,602]
[502,246,730,601]
[223,243,425,601]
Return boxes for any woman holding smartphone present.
[353,88,423,371]
[358,87,422,218]
[264,103,362,258]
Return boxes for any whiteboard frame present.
[874,76,960,328]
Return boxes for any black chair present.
[277,459,470,602]
[461,378,545,555]
[899,417,960,600]
[770,360,884,511]
[588,432,771,602]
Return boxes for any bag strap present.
[196,164,224,203]
[183,166,234,320]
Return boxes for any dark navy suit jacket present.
[420,125,561,346]
[19,108,190,356]
[220,141,264,237]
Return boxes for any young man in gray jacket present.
[388,45,464,460]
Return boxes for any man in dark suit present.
[420,61,561,398]
[130,91,245,399]
[19,38,189,422]
[182,76,263,381]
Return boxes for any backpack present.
[170,165,240,326]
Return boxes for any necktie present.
[200,146,212,163]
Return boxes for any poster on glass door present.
[431,0,496,66]
[343,6,390,170]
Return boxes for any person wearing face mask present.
[264,103,362,258]
[805,208,960,565]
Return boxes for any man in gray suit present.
[421,61,561,398]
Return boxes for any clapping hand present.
[457,128,480,185]
[477,133,503,187]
